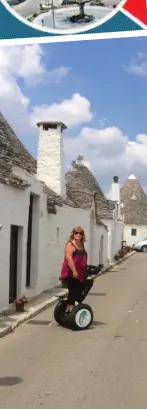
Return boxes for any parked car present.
[132,240,147,252]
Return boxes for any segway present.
[54,264,103,331]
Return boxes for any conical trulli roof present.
[120,174,147,225]
[66,162,105,199]
[66,158,116,217]
[0,111,36,174]
[121,173,146,201]
[0,111,116,219]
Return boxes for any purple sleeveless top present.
[60,241,87,283]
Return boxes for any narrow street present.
[1,253,147,408]
[12,0,118,21]
[12,0,62,19]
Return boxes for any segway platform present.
[54,264,101,331]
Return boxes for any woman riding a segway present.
[54,226,98,330]
[60,226,87,313]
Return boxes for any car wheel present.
[141,245,147,253]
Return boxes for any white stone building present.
[120,174,147,247]
[0,112,123,310]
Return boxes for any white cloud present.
[64,126,147,191]
[0,44,71,134]
[124,52,147,76]
[30,93,93,128]
[1,44,147,193]
[0,44,91,135]
[0,44,70,85]
[39,66,71,86]
[0,44,45,80]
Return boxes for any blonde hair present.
[68,226,86,243]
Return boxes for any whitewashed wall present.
[0,163,115,310]
[37,203,91,292]
[0,183,30,309]
[90,224,108,267]
[102,219,113,262]
[1,166,109,309]
[102,218,123,262]
[37,124,66,197]
[0,178,92,309]
[124,225,147,246]
[113,220,124,256]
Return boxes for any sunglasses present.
[74,231,83,235]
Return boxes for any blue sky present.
[21,37,147,139]
[1,36,147,193]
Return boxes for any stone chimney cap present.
[77,155,84,162]
[37,121,67,131]
[113,176,119,183]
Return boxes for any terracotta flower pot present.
[16,303,25,313]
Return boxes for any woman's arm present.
[65,242,78,278]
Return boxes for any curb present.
[0,251,136,339]
[105,250,136,272]
[0,290,67,339]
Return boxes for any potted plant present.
[122,248,127,255]
[114,254,120,261]
[119,249,125,258]
[14,295,28,313]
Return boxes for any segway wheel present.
[54,300,67,325]
[70,304,93,330]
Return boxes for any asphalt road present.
[0,253,147,408]
[12,0,58,18]
[12,0,49,18]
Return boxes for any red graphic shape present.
[123,0,147,26]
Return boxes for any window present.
[57,227,59,240]
[131,228,137,236]
[43,123,57,131]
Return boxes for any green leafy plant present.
[126,246,131,253]
[114,254,120,261]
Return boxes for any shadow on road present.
[98,270,111,277]
[0,377,23,386]
[27,320,52,326]
[89,320,107,330]
[89,292,107,296]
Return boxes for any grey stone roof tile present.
[43,184,64,207]
[0,111,36,174]
[65,186,93,209]
[0,112,115,219]
[94,193,115,220]
[66,161,115,219]
[66,162,105,197]
[120,176,147,225]
[0,172,30,189]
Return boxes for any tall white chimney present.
[110,176,120,218]
[37,121,67,197]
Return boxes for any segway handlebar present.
[60,264,103,292]
[86,263,104,281]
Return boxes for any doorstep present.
[0,251,136,339]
